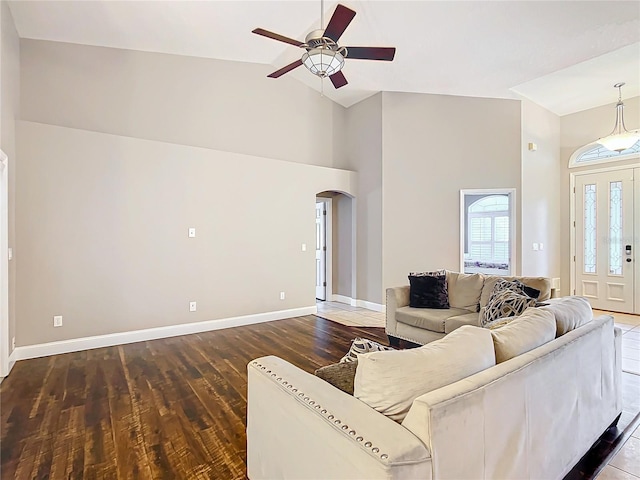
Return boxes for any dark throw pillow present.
[315,361,358,395]
[408,274,449,309]
[522,284,541,300]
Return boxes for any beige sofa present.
[386,271,553,345]
[246,300,622,480]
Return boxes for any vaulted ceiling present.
[8,1,640,114]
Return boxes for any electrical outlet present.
[539,243,544,251]
[189,301,197,312]
[301,243,307,251]
[53,315,63,327]
[280,292,285,300]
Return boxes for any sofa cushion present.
[490,307,556,363]
[339,337,394,363]
[539,296,593,337]
[446,271,484,311]
[444,312,479,333]
[409,274,449,309]
[315,361,358,395]
[480,276,552,308]
[396,306,472,333]
[480,288,537,326]
[354,325,495,422]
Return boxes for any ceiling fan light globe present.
[302,48,345,78]
[596,131,640,152]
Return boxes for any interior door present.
[315,202,326,301]
[575,168,635,313]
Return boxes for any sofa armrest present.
[247,355,431,480]
[386,286,410,337]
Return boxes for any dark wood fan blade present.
[329,71,348,89]
[323,4,356,42]
[345,47,396,61]
[252,28,303,47]
[267,59,303,78]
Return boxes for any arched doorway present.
[316,191,355,304]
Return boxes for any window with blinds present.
[468,195,510,264]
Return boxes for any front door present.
[575,168,636,313]
[316,202,326,301]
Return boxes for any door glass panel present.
[609,181,623,275]
[584,184,597,273]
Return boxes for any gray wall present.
[16,39,356,347]
[560,96,639,296]
[333,193,353,297]
[345,93,383,304]
[20,39,349,169]
[16,121,355,346]
[521,99,561,282]
[381,92,522,294]
[1,2,19,356]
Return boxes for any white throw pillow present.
[539,296,593,337]
[353,326,495,422]
[490,307,556,363]
[446,271,484,311]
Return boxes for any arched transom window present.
[569,139,640,168]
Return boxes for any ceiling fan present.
[252,3,396,89]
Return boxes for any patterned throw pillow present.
[493,279,540,300]
[408,274,450,309]
[339,337,394,363]
[409,269,446,277]
[480,288,537,326]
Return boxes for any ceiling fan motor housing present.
[305,30,340,51]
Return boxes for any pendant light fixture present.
[596,82,640,152]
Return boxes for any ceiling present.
[7,1,640,115]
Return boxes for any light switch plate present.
[188,228,196,238]
[189,301,197,312]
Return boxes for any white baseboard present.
[331,294,357,306]
[330,295,384,313]
[356,300,384,312]
[0,350,16,381]
[13,306,317,361]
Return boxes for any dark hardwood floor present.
[1,315,638,479]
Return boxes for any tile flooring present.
[315,300,386,327]
[315,301,640,479]
[594,310,640,479]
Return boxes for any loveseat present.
[386,271,554,346]
[246,298,622,480]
